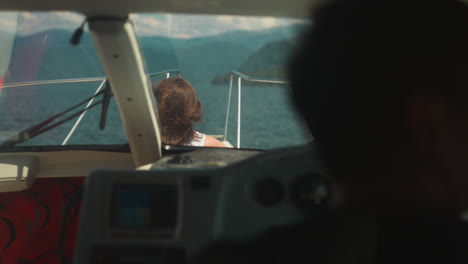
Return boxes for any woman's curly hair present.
[152,77,202,145]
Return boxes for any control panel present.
[73,144,327,264]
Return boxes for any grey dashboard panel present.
[74,144,327,264]
[148,147,262,169]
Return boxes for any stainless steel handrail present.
[62,80,107,145]
[223,75,234,141]
[61,69,181,145]
[1,77,107,89]
[237,76,242,148]
[0,70,181,146]
[224,71,288,148]
[1,69,182,89]
[231,70,288,84]
[2,69,279,148]
[147,69,181,79]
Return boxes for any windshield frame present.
[0,12,311,158]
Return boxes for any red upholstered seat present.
[0,178,84,264]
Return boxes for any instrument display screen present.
[110,184,178,231]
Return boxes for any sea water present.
[0,81,309,150]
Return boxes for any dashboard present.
[74,143,328,264]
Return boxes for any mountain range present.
[5,24,306,86]
[1,24,309,149]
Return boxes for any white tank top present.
[187,131,206,147]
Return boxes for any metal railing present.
[2,69,181,145]
[223,71,288,148]
[1,77,107,89]
[61,80,107,145]
[2,69,285,148]
[147,69,181,79]
[1,70,182,90]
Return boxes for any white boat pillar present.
[88,17,162,167]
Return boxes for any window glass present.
[133,13,311,149]
[0,12,311,150]
[0,12,127,149]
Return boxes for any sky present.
[0,11,308,39]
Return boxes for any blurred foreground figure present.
[196,0,468,263]
[290,0,468,263]
[291,0,468,215]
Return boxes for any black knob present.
[253,178,285,207]
[292,175,328,208]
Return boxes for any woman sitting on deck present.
[153,77,225,147]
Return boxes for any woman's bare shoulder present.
[204,135,226,148]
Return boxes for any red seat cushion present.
[0,177,84,264]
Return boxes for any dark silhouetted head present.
[289,0,468,208]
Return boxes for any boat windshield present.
[0,11,311,151]
[0,11,127,149]
[134,13,311,149]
